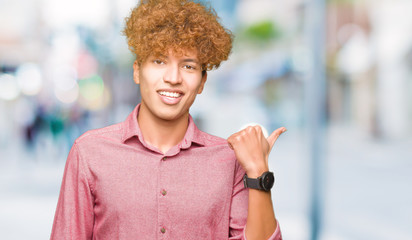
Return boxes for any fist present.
[227,125,286,178]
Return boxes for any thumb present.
[267,127,287,149]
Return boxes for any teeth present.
[159,91,181,98]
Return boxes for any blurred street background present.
[1,0,411,239]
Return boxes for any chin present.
[156,110,186,122]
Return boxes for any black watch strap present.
[243,174,261,190]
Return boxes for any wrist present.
[243,171,275,192]
[245,165,269,178]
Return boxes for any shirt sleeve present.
[243,222,283,240]
[228,160,282,240]
[50,142,95,239]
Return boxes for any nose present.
[163,64,182,85]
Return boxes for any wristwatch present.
[243,171,275,192]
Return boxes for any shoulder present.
[194,129,237,159]
[74,122,124,146]
[69,122,127,165]
[196,129,229,147]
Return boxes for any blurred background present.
[0,0,411,239]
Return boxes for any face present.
[133,50,207,122]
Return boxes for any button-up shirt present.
[51,104,282,239]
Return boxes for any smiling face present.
[133,50,207,123]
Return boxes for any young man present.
[51,0,285,239]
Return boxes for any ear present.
[133,60,140,84]
[197,71,207,94]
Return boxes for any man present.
[51,0,285,239]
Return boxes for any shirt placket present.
[158,155,169,239]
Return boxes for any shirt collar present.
[121,104,205,149]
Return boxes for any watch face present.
[262,172,275,191]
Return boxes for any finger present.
[227,133,237,150]
[239,123,268,138]
[227,141,234,150]
[267,127,287,149]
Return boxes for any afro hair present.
[123,0,233,71]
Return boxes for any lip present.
[157,89,184,105]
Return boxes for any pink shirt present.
[51,104,282,239]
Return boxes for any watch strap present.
[243,174,261,190]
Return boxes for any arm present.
[228,126,286,240]
[50,142,95,239]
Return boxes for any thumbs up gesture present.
[227,125,286,178]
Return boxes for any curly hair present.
[123,0,233,71]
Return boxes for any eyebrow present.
[181,59,199,64]
[151,55,199,64]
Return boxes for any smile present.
[158,91,182,98]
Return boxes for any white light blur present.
[337,23,363,46]
[50,30,81,65]
[54,83,79,104]
[53,65,78,91]
[337,31,373,75]
[0,74,20,101]
[16,63,43,96]
[42,0,110,29]
[14,97,36,127]
[0,0,34,40]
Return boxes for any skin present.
[134,49,286,239]
[133,50,207,153]
[227,125,286,240]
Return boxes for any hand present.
[227,126,286,178]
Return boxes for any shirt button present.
[162,157,166,161]
[160,227,166,233]
[161,189,167,196]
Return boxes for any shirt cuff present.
[243,220,282,240]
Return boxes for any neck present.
[137,104,189,154]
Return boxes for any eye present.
[183,65,196,70]
[153,59,165,65]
